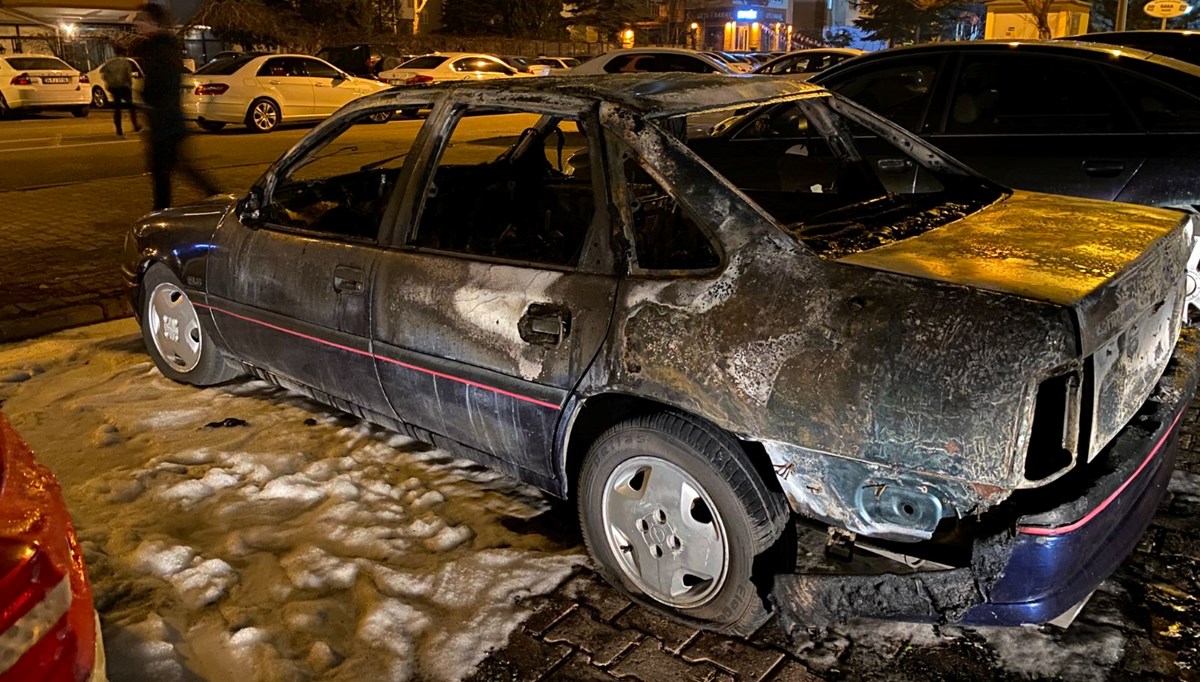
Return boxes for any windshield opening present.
[669,96,1004,258]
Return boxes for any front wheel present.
[72,105,90,118]
[577,411,790,636]
[139,264,241,386]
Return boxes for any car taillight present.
[195,83,229,96]
[405,74,433,85]
[78,74,89,84]
[9,74,31,86]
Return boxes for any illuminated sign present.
[735,9,758,20]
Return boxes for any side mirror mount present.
[237,189,263,227]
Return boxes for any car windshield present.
[6,57,71,71]
[195,55,256,76]
[400,55,448,70]
[668,96,1004,258]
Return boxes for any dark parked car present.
[1064,30,1200,67]
[315,43,408,79]
[812,41,1200,212]
[122,75,1200,635]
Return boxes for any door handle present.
[333,265,364,295]
[1083,160,1125,178]
[876,158,913,175]
[519,304,571,346]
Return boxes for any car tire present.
[366,110,394,124]
[197,120,227,132]
[72,105,89,118]
[577,411,790,636]
[139,264,241,386]
[245,98,280,132]
[0,93,10,119]
[91,87,108,108]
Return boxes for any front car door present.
[302,57,369,116]
[205,106,431,417]
[256,56,315,118]
[371,97,618,487]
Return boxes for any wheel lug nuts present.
[652,545,663,558]
[638,519,649,531]
[655,510,667,523]
[670,536,681,549]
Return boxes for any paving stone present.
[465,628,571,682]
[681,632,784,680]
[560,572,632,622]
[543,652,623,681]
[609,639,719,682]
[616,605,700,654]
[524,599,577,637]
[760,660,823,682]
[544,606,641,667]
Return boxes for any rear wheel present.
[197,120,226,132]
[0,93,9,119]
[91,87,108,108]
[72,105,89,118]
[366,110,393,124]
[139,264,241,386]
[577,411,790,636]
[245,98,280,132]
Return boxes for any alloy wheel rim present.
[92,88,106,108]
[253,102,277,130]
[601,455,729,608]
[147,282,202,373]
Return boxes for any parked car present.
[0,54,90,118]
[315,43,410,79]
[1063,29,1200,66]
[123,74,1200,635]
[377,53,533,85]
[812,41,1200,212]
[0,413,105,681]
[703,51,754,73]
[569,48,733,74]
[753,48,865,79]
[86,57,143,108]
[183,53,392,133]
[533,56,582,72]
[498,55,552,77]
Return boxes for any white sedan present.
[532,56,581,72]
[183,53,392,133]
[0,54,90,117]
[377,53,534,85]
[86,57,144,108]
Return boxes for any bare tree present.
[1018,0,1054,37]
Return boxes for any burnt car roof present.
[377,73,828,116]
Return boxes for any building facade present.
[686,0,793,52]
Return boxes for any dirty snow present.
[0,320,583,681]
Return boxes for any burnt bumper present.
[772,327,1200,628]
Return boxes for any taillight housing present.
[194,82,229,96]
[405,74,433,85]
[10,73,31,86]
[78,74,89,84]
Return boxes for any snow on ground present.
[0,320,584,681]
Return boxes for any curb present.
[0,296,133,343]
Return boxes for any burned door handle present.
[876,158,912,175]
[1083,160,1125,178]
[333,265,365,295]
[519,304,571,346]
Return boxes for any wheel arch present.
[556,392,784,503]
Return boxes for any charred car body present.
[121,75,1200,635]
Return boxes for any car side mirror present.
[237,189,263,226]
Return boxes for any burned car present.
[122,75,1200,635]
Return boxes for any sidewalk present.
[0,167,264,342]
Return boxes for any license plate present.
[42,77,69,84]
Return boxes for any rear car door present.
[371,102,618,484]
[256,56,315,117]
[205,108,430,417]
[923,51,1144,201]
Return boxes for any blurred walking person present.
[100,49,139,136]
[135,2,219,210]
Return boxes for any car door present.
[205,108,430,416]
[922,51,1144,201]
[302,57,367,116]
[371,102,618,482]
[256,56,315,117]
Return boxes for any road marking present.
[0,138,139,154]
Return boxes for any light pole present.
[1116,0,1128,31]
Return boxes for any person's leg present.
[129,91,140,132]
[150,137,176,209]
[111,87,123,135]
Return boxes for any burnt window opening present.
[621,156,720,271]
[1023,372,1083,482]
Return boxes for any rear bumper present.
[3,87,89,109]
[772,327,1200,627]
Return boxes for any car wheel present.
[577,411,790,636]
[246,98,280,132]
[139,264,241,386]
[366,110,394,124]
[72,105,89,118]
[0,93,9,119]
[197,120,226,132]
[91,87,108,108]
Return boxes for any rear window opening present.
[5,57,71,71]
[400,55,448,70]
[195,55,256,76]
[667,97,1003,258]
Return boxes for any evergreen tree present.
[853,0,953,46]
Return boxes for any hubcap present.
[601,456,729,608]
[147,282,202,372]
[253,102,277,130]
